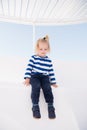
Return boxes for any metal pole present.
[33,24,36,50]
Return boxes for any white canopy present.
[0,0,87,25]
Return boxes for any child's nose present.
[43,50,45,52]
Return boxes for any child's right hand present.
[23,78,30,87]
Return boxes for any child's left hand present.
[52,84,59,88]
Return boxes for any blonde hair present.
[35,35,50,53]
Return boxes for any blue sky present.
[0,21,87,61]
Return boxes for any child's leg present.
[41,75,56,119]
[41,75,54,104]
[30,75,41,118]
[30,75,41,105]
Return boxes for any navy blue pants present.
[30,74,54,104]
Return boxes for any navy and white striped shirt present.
[24,55,56,84]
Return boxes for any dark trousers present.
[30,74,54,105]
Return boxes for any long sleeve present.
[24,57,34,79]
[49,62,56,84]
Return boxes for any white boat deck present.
[0,57,87,130]
[0,82,79,130]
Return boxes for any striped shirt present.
[24,55,56,84]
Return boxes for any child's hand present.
[52,84,58,88]
[24,78,30,87]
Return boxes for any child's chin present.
[42,55,46,57]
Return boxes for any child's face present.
[37,42,49,57]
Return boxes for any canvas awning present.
[0,0,87,26]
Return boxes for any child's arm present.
[49,61,58,88]
[24,56,34,86]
